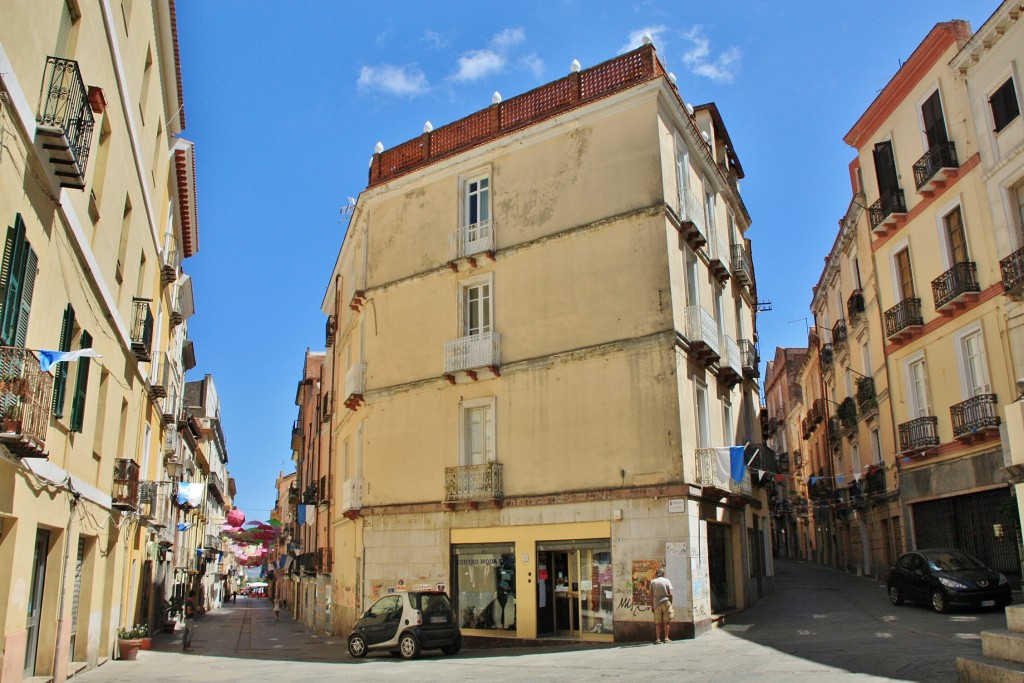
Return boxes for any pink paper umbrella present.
[227,509,245,527]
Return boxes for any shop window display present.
[452,544,516,630]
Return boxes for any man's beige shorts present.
[653,601,673,625]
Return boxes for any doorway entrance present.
[707,523,733,613]
[24,529,50,678]
[536,542,612,640]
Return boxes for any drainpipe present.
[51,486,80,681]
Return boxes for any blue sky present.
[174,1,994,520]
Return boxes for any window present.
[870,428,882,464]
[462,279,491,337]
[695,382,710,449]
[905,354,931,419]
[675,141,689,195]
[70,330,93,433]
[463,174,490,229]
[873,140,899,196]
[990,77,1021,133]
[0,214,38,348]
[685,248,699,307]
[894,247,915,301]
[851,443,861,477]
[921,90,948,149]
[942,206,969,265]
[714,285,725,337]
[722,399,733,446]
[1013,181,1024,237]
[705,190,716,236]
[956,325,991,397]
[452,543,515,630]
[460,397,495,465]
[52,304,76,417]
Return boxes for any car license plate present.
[981,600,995,607]
[430,615,448,624]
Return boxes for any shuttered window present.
[0,215,38,349]
[990,77,1021,133]
[52,304,75,417]
[69,330,92,433]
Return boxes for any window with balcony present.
[51,304,75,417]
[695,382,710,449]
[463,173,490,231]
[956,325,991,398]
[69,331,93,433]
[0,215,38,348]
[904,353,931,419]
[990,76,1020,134]
[461,397,495,466]
[870,140,906,231]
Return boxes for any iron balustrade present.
[932,261,979,310]
[130,298,154,361]
[0,346,54,457]
[36,56,95,184]
[950,394,1000,438]
[847,289,865,320]
[913,141,958,190]
[731,244,753,286]
[678,186,707,245]
[448,220,494,261]
[1000,247,1024,293]
[832,319,848,347]
[856,376,878,414]
[720,334,741,376]
[884,297,923,338]
[707,230,731,275]
[863,465,887,495]
[683,305,720,357]
[820,343,834,366]
[695,447,751,496]
[445,462,503,502]
[112,458,140,510]
[869,189,907,231]
[898,416,939,452]
[444,331,500,374]
[160,244,178,286]
[739,339,758,378]
[207,472,225,502]
[812,398,826,424]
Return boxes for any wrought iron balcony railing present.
[130,298,154,361]
[739,339,758,379]
[913,141,958,191]
[832,319,848,347]
[863,464,887,496]
[0,347,54,458]
[444,332,500,374]
[325,315,337,347]
[951,394,1000,438]
[856,376,878,415]
[820,343,834,367]
[35,56,95,190]
[932,261,979,310]
[1000,247,1024,294]
[695,447,751,497]
[718,334,742,384]
[707,230,731,282]
[291,420,301,450]
[112,458,140,511]
[847,289,865,320]
[884,298,923,339]
[160,243,178,286]
[207,471,225,502]
[898,416,939,453]
[869,189,907,232]
[731,244,753,287]
[448,219,495,262]
[445,462,503,502]
[678,186,708,249]
[683,305,720,364]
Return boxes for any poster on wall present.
[631,559,661,606]
[665,543,690,612]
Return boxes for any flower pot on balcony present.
[117,639,142,660]
[139,636,153,650]
[2,418,20,433]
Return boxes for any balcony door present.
[873,141,899,197]
[943,207,969,265]
[921,90,949,150]
[894,247,915,301]
[463,281,491,337]
[24,530,50,678]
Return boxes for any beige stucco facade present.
[316,44,771,644]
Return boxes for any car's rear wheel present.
[441,640,462,655]
[348,634,367,658]
[888,584,904,606]
[931,590,949,614]
[399,633,420,660]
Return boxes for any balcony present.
[820,343,834,367]
[207,471,225,503]
[868,189,907,235]
[695,447,752,498]
[898,416,939,453]
[731,244,753,288]
[683,305,720,365]
[161,393,179,427]
[112,458,140,511]
[951,394,1000,441]
[318,474,333,505]
[677,186,707,250]
[321,391,332,422]
[445,462,503,506]
[344,362,366,410]
[883,297,923,342]
[160,244,177,287]
[832,319,848,349]
[325,315,337,348]
[913,141,958,195]
[318,547,333,573]
[933,262,982,317]
[146,355,170,400]
[447,220,495,270]
[35,56,95,190]
[443,332,501,383]
[204,534,220,552]
[717,335,742,386]
[290,420,301,451]
[856,376,878,416]
[342,477,363,519]
[162,426,180,456]
[0,347,54,458]
[1000,247,1024,296]
[812,398,826,424]
[130,298,154,361]
[739,339,758,379]
[863,464,887,497]
[847,289,865,321]
[707,231,731,283]
[302,482,319,505]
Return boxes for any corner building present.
[325,44,770,643]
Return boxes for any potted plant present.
[116,625,143,660]
[136,623,153,650]
[2,404,22,433]
[162,595,184,633]
[837,397,858,435]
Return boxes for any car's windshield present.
[412,593,452,613]
[923,549,986,572]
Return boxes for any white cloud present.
[357,64,429,96]
[491,27,525,50]
[520,53,544,78]
[682,26,741,84]
[422,30,446,49]
[619,25,668,53]
[449,27,528,82]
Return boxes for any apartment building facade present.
[762,347,807,560]
[0,1,218,679]
[322,43,771,643]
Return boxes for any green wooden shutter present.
[15,246,37,349]
[52,304,75,417]
[0,215,27,347]
[69,330,92,433]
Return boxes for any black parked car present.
[887,548,1012,613]
[348,590,461,659]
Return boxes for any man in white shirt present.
[650,567,673,644]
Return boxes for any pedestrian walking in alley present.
[182,590,199,652]
[650,567,673,644]
[273,597,281,621]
